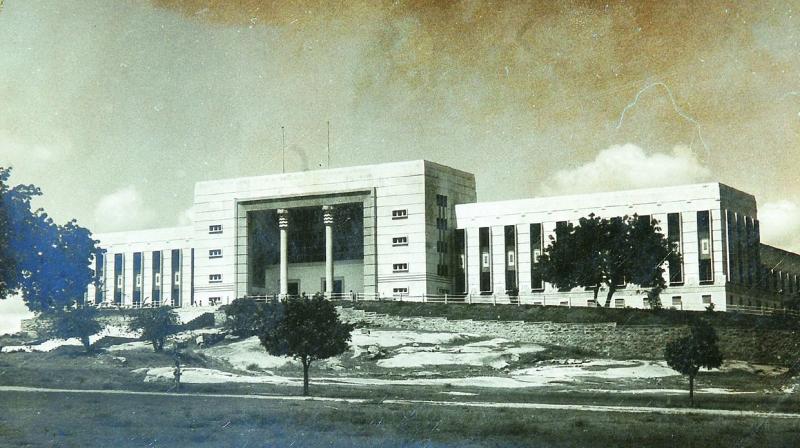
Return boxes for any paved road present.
[2,385,799,419]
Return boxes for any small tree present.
[51,307,102,353]
[257,294,353,396]
[224,297,263,338]
[129,307,179,352]
[538,214,674,307]
[665,319,723,406]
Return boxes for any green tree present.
[538,214,674,307]
[257,294,354,396]
[665,319,724,406]
[129,307,179,352]
[224,297,264,338]
[0,166,101,312]
[51,307,102,353]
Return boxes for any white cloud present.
[93,185,157,231]
[540,144,711,195]
[0,129,71,164]
[177,206,194,226]
[759,200,800,253]
[0,295,34,335]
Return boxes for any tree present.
[51,307,102,353]
[129,307,179,352]
[224,297,264,338]
[0,166,101,312]
[538,214,674,307]
[665,319,723,406]
[257,294,354,396]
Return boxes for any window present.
[209,274,222,283]
[530,223,544,291]
[504,225,517,292]
[393,287,408,295]
[479,227,492,293]
[391,209,408,219]
[174,272,181,285]
[135,274,142,288]
[209,249,223,259]
[614,298,625,308]
[672,296,682,307]
[436,194,448,207]
[667,213,684,284]
[697,210,713,284]
[436,218,448,230]
[392,263,408,273]
[209,224,223,234]
[437,287,450,295]
[116,275,123,289]
[154,272,161,288]
[392,236,408,246]
[702,295,712,304]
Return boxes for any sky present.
[0,0,798,253]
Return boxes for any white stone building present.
[89,160,800,311]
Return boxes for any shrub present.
[129,307,179,352]
[224,297,263,338]
[51,307,101,353]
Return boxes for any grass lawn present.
[2,389,800,447]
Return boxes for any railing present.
[726,304,800,318]
[240,293,800,318]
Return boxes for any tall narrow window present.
[94,252,105,304]
[454,229,466,295]
[667,213,683,284]
[697,210,714,284]
[151,251,162,306]
[132,252,142,306]
[530,223,544,291]
[113,253,123,305]
[171,249,182,307]
[479,227,492,293]
[504,225,517,293]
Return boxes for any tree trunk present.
[81,336,91,353]
[592,286,600,306]
[603,285,617,308]
[302,358,310,396]
[689,374,695,407]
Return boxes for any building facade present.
[89,160,800,311]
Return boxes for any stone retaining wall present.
[337,307,800,365]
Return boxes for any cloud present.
[0,130,71,164]
[759,200,800,253]
[0,295,34,335]
[177,206,194,226]
[540,144,712,195]
[93,185,157,231]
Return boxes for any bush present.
[51,307,101,353]
[129,307,179,352]
[224,297,264,337]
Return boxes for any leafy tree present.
[0,166,101,312]
[257,294,354,395]
[51,307,102,353]
[129,307,179,352]
[665,319,724,406]
[224,297,264,338]
[538,214,674,307]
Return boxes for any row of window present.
[474,212,710,294]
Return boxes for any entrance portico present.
[236,190,376,299]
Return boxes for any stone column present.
[278,209,289,297]
[323,205,334,298]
